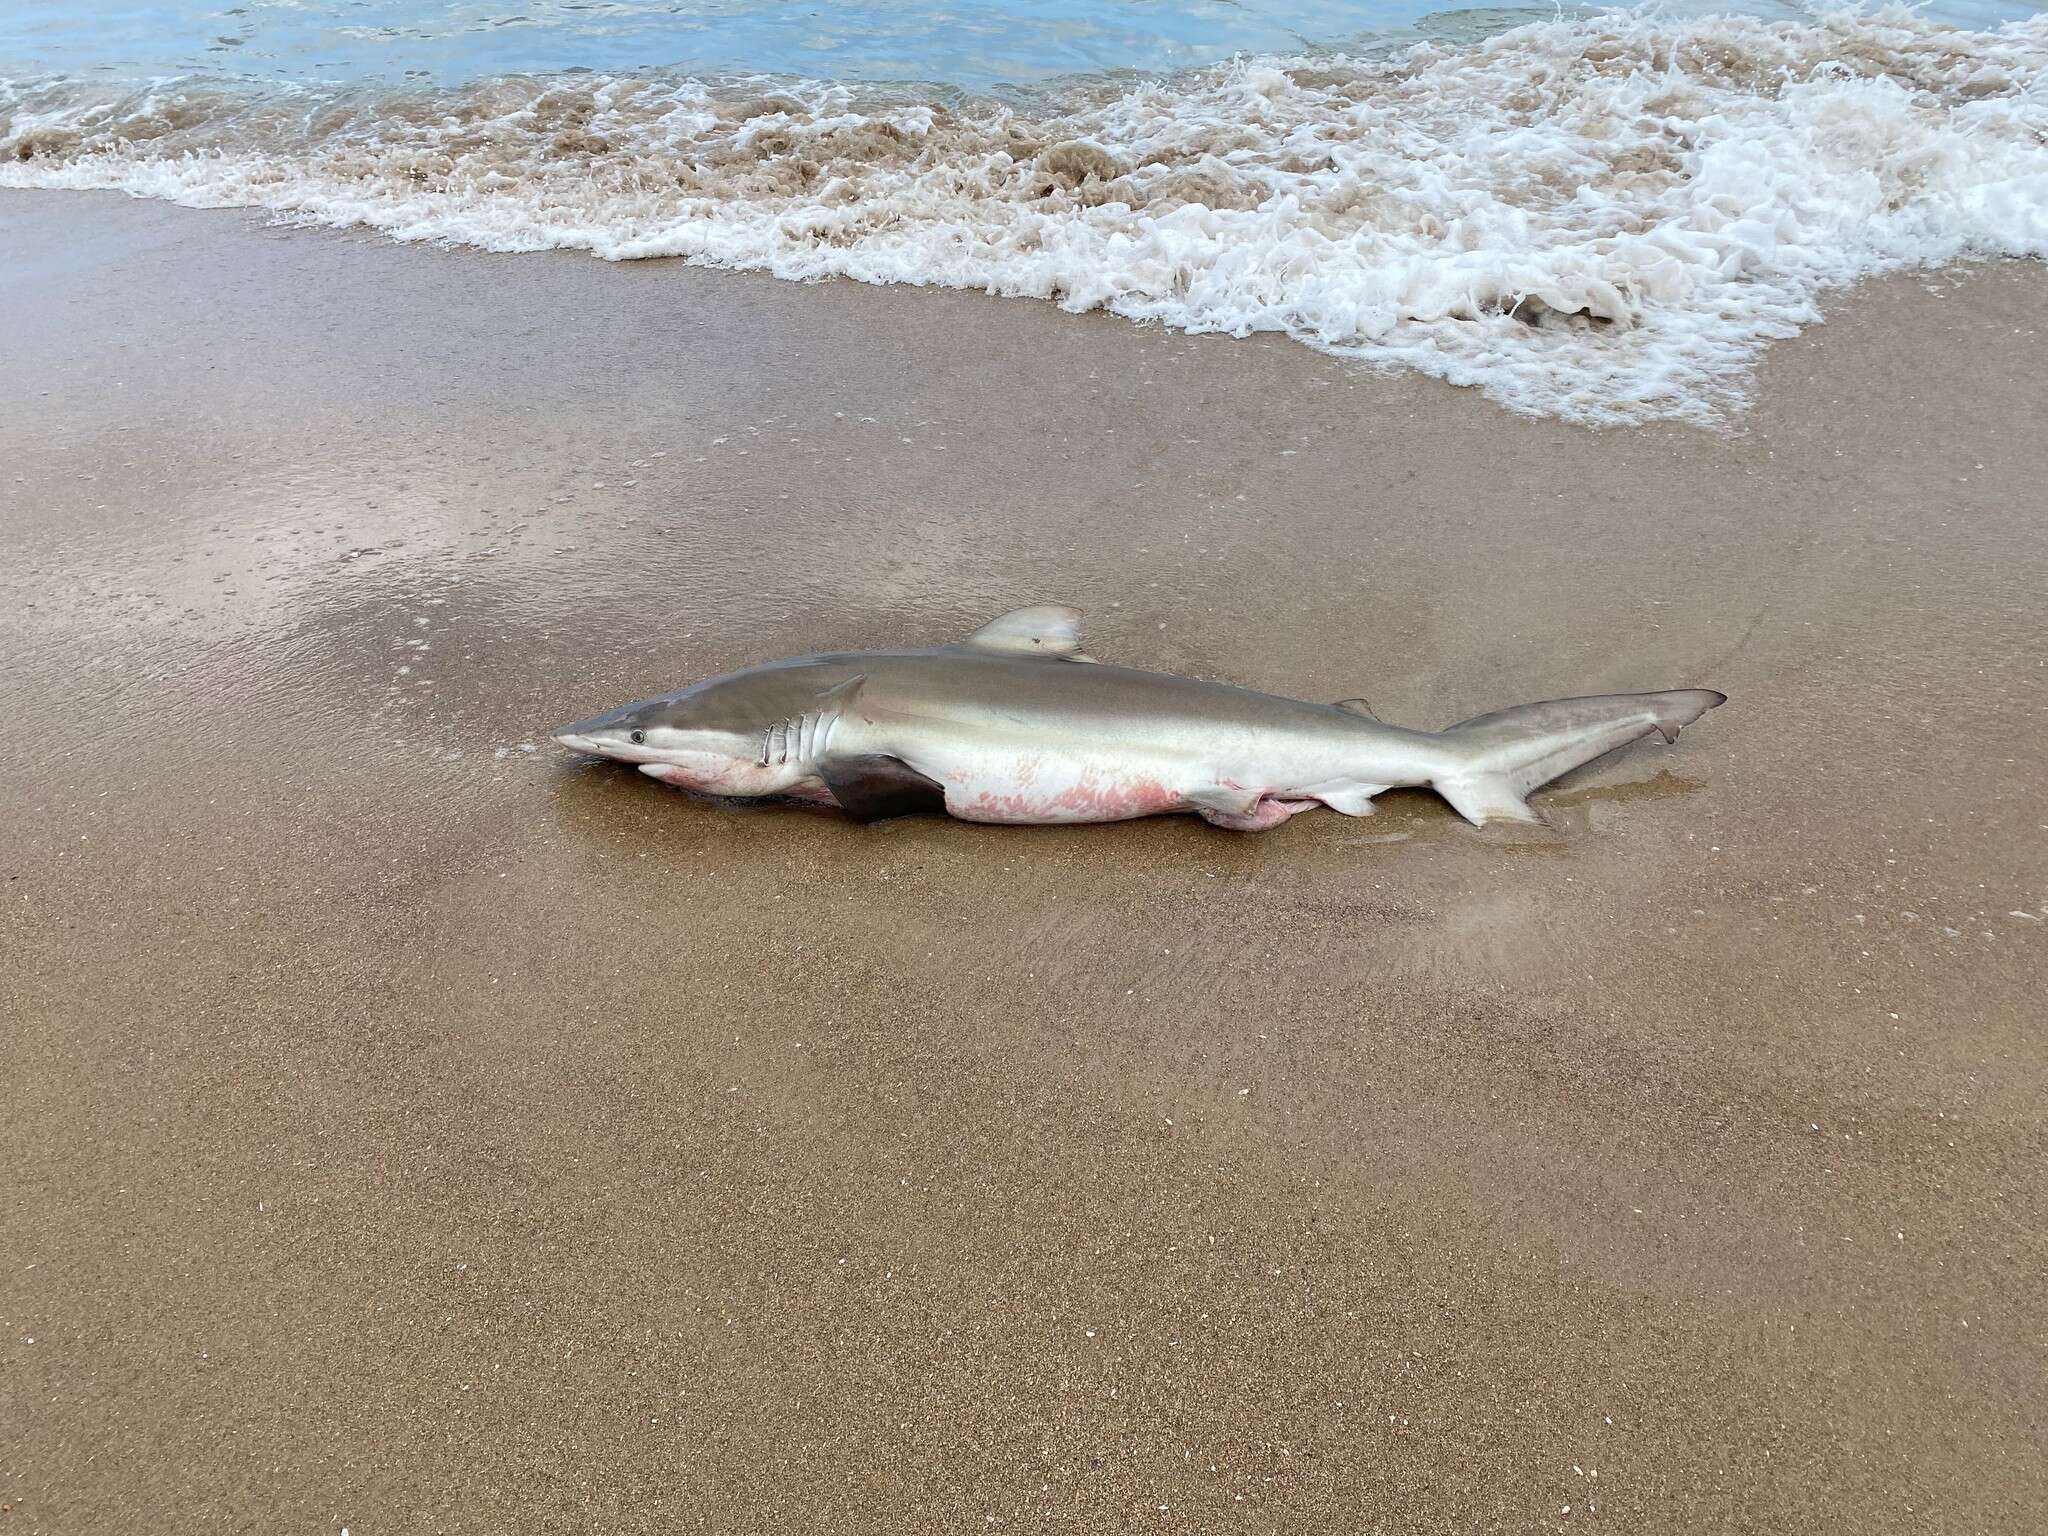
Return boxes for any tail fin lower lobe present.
[1432,688,1725,826]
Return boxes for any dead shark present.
[552,605,1724,829]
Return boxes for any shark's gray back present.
[806,646,1370,741]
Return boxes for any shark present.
[552,605,1724,830]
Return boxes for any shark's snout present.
[554,708,620,738]
[553,705,641,753]
[552,706,671,764]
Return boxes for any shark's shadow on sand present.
[551,749,1709,848]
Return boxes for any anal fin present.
[819,755,948,823]
[1315,785,1387,817]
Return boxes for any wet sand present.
[2,188,2044,1533]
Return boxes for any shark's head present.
[551,670,832,798]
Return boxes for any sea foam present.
[5,6,2045,424]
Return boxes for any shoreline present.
[10,7,2048,427]
[3,188,2045,1532]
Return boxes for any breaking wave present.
[5,5,2046,424]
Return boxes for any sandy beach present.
[3,188,2044,1531]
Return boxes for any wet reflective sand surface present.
[3,190,2045,1531]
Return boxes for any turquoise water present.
[4,0,2035,90]
[7,1,1524,87]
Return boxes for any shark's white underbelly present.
[884,736,1185,824]
[890,732,1373,826]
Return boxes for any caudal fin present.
[1432,688,1725,827]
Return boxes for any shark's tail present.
[1430,689,1726,826]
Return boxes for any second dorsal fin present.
[1333,697,1379,720]
[961,605,1085,657]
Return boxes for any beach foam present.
[5,6,2045,424]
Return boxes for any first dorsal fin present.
[1333,697,1379,720]
[961,605,1086,658]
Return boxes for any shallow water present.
[5,4,2046,424]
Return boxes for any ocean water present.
[4,1,2046,422]
[4,1,1819,89]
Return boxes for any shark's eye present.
[629,729,646,745]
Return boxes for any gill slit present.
[763,712,831,768]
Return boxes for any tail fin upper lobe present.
[1432,689,1725,827]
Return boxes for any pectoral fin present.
[819,755,949,823]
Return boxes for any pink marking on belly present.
[1241,798,1308,829]
[952,771,1185,825]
